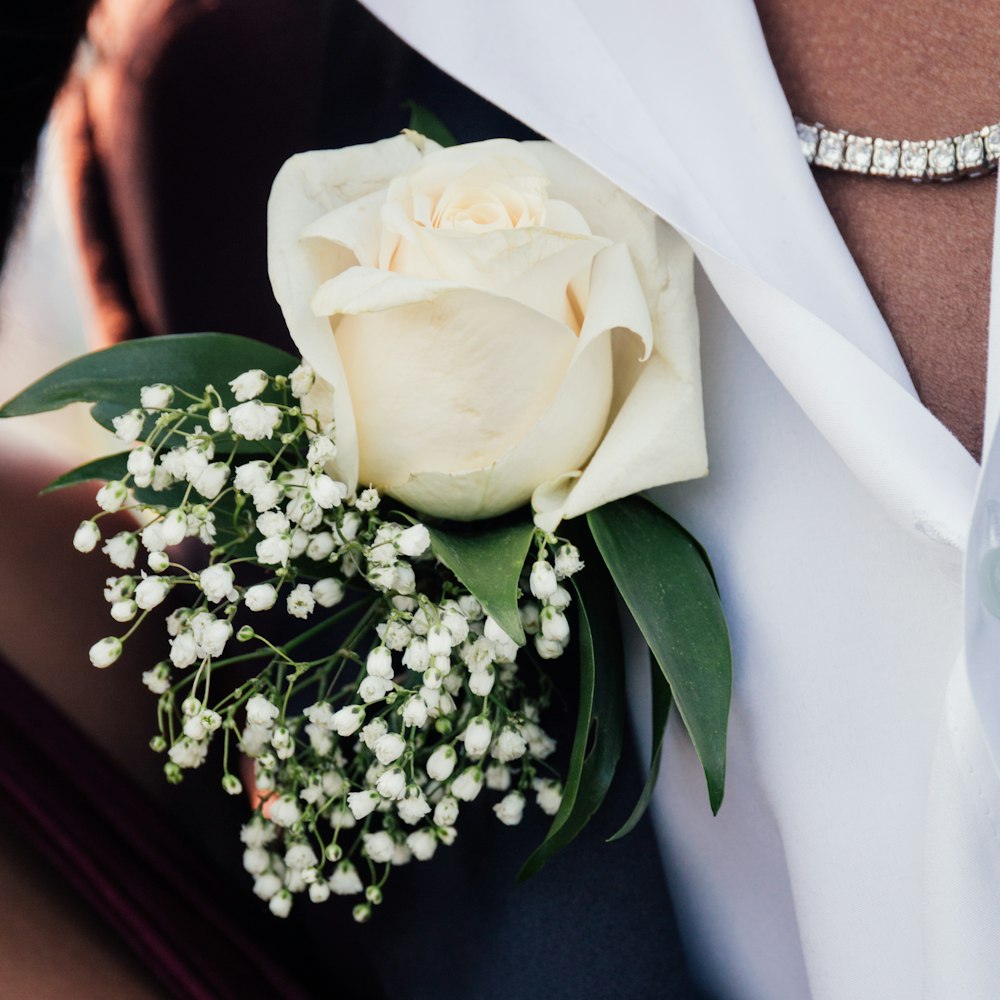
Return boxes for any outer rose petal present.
[267,135,428,491]
[528,143,708,527]
[311,267,602,510]
[392,326,612,520]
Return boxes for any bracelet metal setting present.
[796,117,1000,182]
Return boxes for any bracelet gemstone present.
[796,117,1000,182]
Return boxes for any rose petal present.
[267,136,427,490]
[393,328,613,519]
[301,189,387,269]
[533,225,707,525]
[313,269,581,491]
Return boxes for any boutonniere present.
[1,124,730,921]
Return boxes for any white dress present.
[360,2,1000,998]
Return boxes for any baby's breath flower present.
[229,369,269,401]
[309,474,346,510]
[192,462,230,500]
[533,778,563,816]
[397,788,431,825]
[229,400,281,440]
[289,363,315,398]
[347,790,380,820]
[359,676,392,704]
[548,585,572,612]
[244,582,277,612]
[529,559,558,600]
[401,697,428,728]
[312,578,345,608]
[485,763,512,791]
[256,536,291,566]
[286,583,316,619]
[462,717,492,759]
[140,384,173,410]
[160,508,188,547]
[200,564,235,604]
[554,543,584,579]
[269,890,293,919]
[535,635,567,660]
[168,737,208,769]
[330,861,364,895]
[365,646,393,680]
[361,718,388,749]
[142,662,171,694]
[354,487,380,512]
[433,796,460,827]
[451,767,484,802]
[363,831,395,864]
[331,705,365,737]
[396,523,430,558]
[102,531,138,569]
[406,829,438,861]
[375,767,407,800]
[426,745,457,782]
[493,791,526,827]
[269,796,302,828]
[89,636,123,668]
[305,434,334,468]
[468,667,496,698]
[112,409,145,443]
[110,599,138,623]
[127,445,155,487]
[246,695,280,727]
[73,520,101,553]
[373,732,406,766]
[96,480,128,513]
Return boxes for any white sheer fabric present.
[360,3,1000,997]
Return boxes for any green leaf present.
[607,653,671,842]
[587,495,732,814]
[518,551,626,879]
[403,100,458,148]
[42,450,194,508]
[426,519,534,645]
[0,333,299,419]
[41,453,132,494]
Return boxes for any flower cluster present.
[75,366,585,919]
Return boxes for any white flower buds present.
[140,383,173,410]
[229,369,269,401]
[462,717,493,759]
[425,745,457,782]
[89,636,123,668]
[73,520,101,553]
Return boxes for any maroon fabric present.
[0,659,312,1000]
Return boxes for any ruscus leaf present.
[426,519,534,645]
[587,495,732,814]
[607,652,672,842]
[403,100,458,148]
[0,333,299,419]
[518,545,625,879]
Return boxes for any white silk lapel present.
[361,0,980,546]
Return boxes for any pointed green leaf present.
[426,519,534,645]
[607,653,671,842]
[588,495,731,814]
[518,551,625,879]
[41,453,132,494]
[403,100,458,147]
[0,333,299,418]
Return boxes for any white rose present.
[268,134,706,525]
